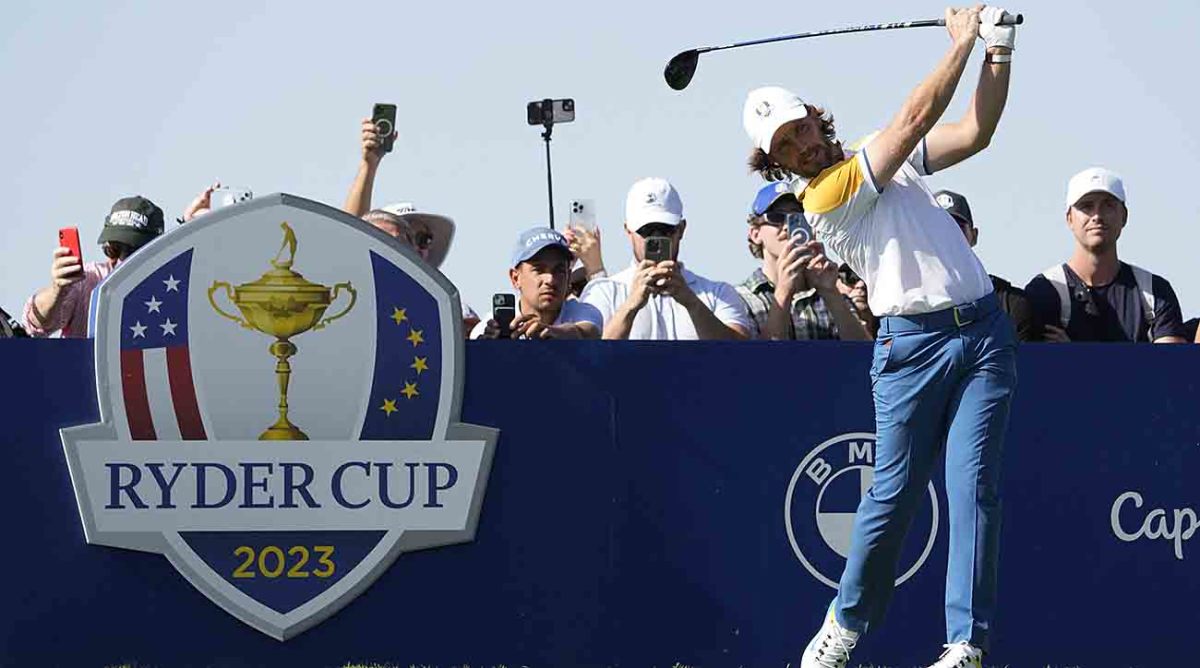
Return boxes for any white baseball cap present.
[1065,167,1126,208]
[743,86,810,153]
[379,201,456,268]
[625,177,683,231]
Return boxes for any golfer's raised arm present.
[862,6,979,187]
[925,6,1015,172]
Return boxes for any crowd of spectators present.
[6,116,1195,346]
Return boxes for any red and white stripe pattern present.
[118,249,207,441]
[121,346,206,440]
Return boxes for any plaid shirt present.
[735,269,853,340]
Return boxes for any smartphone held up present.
[372,103,397,153]
[58,227,83,264]
[492,293,516,339]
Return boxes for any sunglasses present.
[757,211,803,227]
[837,264,862,285]
[636,223,677,238]
[1072,287,1101,317]
[102,241,132,261]
[412,231,434,251]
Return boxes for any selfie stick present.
[541,113,556,229]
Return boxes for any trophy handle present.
[208,281,252,329]
[314,282,357,330]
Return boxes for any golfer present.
[742,6,1018,668]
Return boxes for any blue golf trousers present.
[834,292,1017,651]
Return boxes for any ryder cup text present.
[105,461,460,510]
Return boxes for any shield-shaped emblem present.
[62,194,498,640]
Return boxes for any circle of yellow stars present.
[379,306,430,417]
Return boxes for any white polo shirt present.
[580,263,751,340]
[799,138,992,317]
[468,298,603,339]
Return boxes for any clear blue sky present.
[3,1,1198,325]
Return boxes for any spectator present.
[736,182,870,340]
[836,264,877,338]
[181,181,221,222]
[1,305,28,338]
[22,197,164,338]
[1024,168,1187,343]
[341,116,475,334]
[580,178,751,340]
[563,224,607,286]
[568,266,589,299]
[935,189,1039,341]
[471,227,601,339]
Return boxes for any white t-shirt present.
[798,138,992,317]
[468,298,603,339]
[580,263,751,340]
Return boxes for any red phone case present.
[58,227,83,265]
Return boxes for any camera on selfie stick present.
[526,98,575,229]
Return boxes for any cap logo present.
[109,210,150,229]
[936,194,954,209]
[756,101,773,118]
[645,192,657,205]
[524,232,563,247]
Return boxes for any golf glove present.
[979,6,1016,51]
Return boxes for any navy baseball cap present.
[934,190,974,227]
[510,227,571,268]
[751,181,796,216]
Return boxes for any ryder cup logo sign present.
[784,433,939,588]
[61,194,498,640]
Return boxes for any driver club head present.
[664,50,700,90]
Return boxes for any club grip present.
[935,13,1024,27]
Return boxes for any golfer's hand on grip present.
[944,5,982,47]
[979,6,1016,52]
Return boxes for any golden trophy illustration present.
[208,222,357,440]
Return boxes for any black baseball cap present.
[97,196,164,249]
[934,190,973,227]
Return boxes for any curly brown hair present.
[747,213,765,259]
[747,104,838,182]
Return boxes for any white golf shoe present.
[926,640,983,668]
[799,601,859,668]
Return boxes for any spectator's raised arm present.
[344,117,396,217]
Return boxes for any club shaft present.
[699,14,1023,55]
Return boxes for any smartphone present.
[569,199,596,231]
[211,186,253,210]
[786,213,813,246]
[58,227,83,266]
[492,293,516,339]
[644,236,672,263]
[526,98,575,126]
[372,103,397,153]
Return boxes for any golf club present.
[664,14,1024,91]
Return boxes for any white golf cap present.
[625,177,683,231]
[743,86,809,153]
[1066,167,1126,208]
[379,201,456,268]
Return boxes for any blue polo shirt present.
[1025,262,1185,342]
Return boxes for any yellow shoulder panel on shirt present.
[801,156,865,215]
